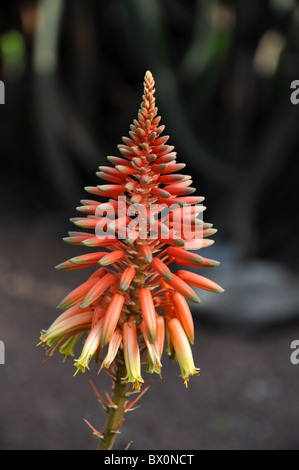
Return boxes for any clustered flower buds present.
[39,71,224,390]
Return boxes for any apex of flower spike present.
[144,70,155,90]
[145,70,153,80]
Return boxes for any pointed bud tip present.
[55,263,65,271]
[56,301,66,309]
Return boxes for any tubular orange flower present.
[122,321,144,390]
[155,316,165,359]
[63,232,94,245]
[150,257,173,281]
[140,321,162,375]
[119,267,136,291]
[139,245,153,264]
[167,318,200,387]
[171,292,195,344]
[80,273,116,308]
[59,333,84,362]
[100,329,123,371]
[164,273,201,303]
[41,310,93,343]
[82,236,118,247]
[56,278,99,310]
[98,250,125,267]
[167,246,205,265]
[100,293,125,347]
[74,318,104,374]
[47,304,91,330]
[176,270,225,293]
[91,306,106,328]
[38,70,224,450]
[138,287,157,343]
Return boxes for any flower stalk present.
[97,359,130,451]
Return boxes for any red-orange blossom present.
[39,71,224,392]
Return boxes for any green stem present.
[97,361,130,450]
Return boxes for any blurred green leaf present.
[0,29,25,64]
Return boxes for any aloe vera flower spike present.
[39,70,224,450]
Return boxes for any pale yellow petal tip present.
[132,380,144,392]
[73,362,87,376]
[183,369,200,388]
[145,70,153,79]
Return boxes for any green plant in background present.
[0,29,26,79]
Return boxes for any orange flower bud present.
[100,293,125,347]
[56,277,100,310]
[164,273,200,303]
[139,245,153,264]
[40,311,93,346]
[176,270,224,293]
[150,257,173,281]
[80,273,116,308]
[138,288,157,342]
[98,250,125,267]
[100,329,123,371]
[171,292,194,344]
[119,267,136,291]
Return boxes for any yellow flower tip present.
[122,369,144,389]
[131,378,144,392]
[183,377,189,388]
[181,368,200,388]
[74,361,87,376]
[145,70,153,80]
[152,365,162,379]
[121,375,144,392]
[73,367,80,376]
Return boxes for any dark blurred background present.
[1,0,299,450]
